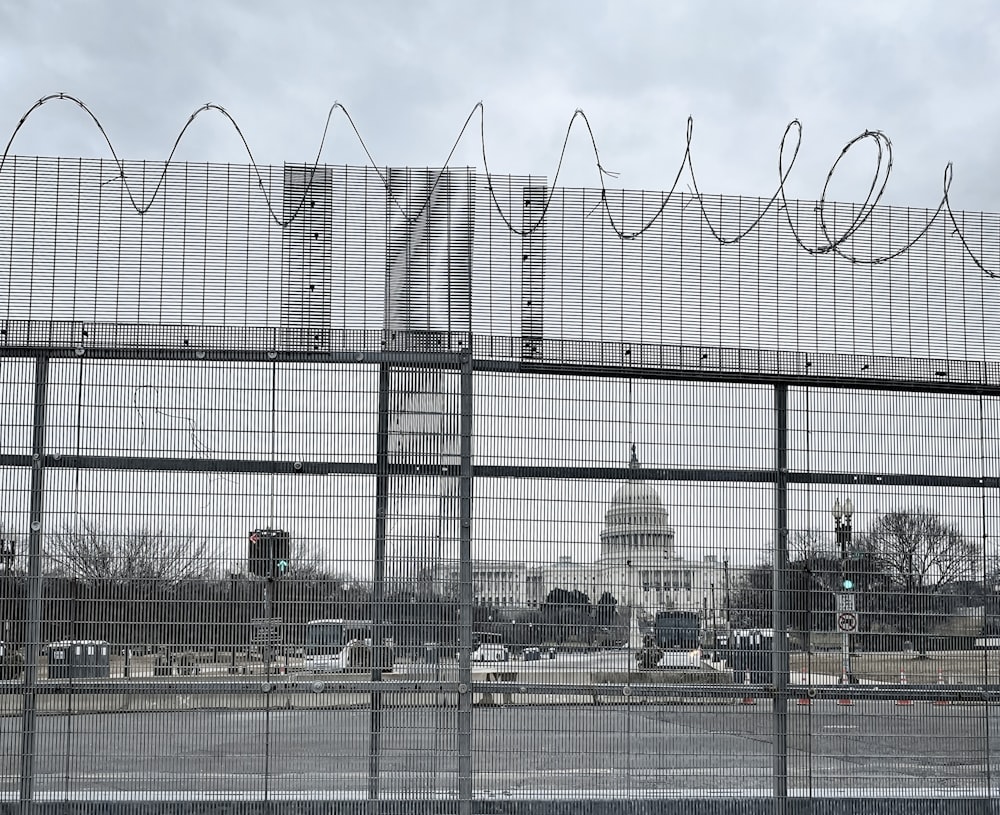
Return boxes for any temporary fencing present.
[0,138,998,814]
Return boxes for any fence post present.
[772,383,790,811]
[19,354,50,804]
[457,352,474,815]
[368,361,391,805]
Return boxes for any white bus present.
[303,619,394,673]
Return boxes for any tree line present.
[5,508,987,656]
[0,519,639,653]
[729,508,988,654]
[473,589,629,649]
[0,520,452,651]
[0,577,630,653]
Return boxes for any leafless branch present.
[45,519,210,586]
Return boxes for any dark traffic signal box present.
[248,528,290,579]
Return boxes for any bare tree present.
[861,509,977,592]
[286,539,367,584]
[45,519,210,585]
[789,528,833,562]
[859,509,978,654]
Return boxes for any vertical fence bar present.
[369,361,391,805]
[457,352,473,814]
[772,383,789,810]
[18,353,49,804]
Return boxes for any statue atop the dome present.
[629,443,639,469]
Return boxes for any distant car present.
[471,642,509,662]
[522,647,541,661]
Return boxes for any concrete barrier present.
[590,670,738,704]
[0,662,736,715]
[472,669,517,706]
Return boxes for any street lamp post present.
[833,497,854,681]
[722,555,731,632]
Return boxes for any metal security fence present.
[2,151,1000,815]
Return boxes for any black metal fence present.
[2,156,1000,813]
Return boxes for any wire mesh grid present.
[1,157,1000,813]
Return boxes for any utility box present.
[727,629,774,685]
[47,640,111,679]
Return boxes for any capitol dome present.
[608,481,664,509]
[599,448,675,559]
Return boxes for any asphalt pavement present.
[0,702,994,799]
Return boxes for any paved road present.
[0,703,994,798]
[405,648,702,674]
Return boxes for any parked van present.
[471,633,509,662]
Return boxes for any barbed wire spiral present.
[0,92,994,278]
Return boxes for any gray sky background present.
[2,1,999,212]
[3,1,1000,574]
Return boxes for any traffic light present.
[270,529,290,577]
[248,528,290,579]
[248,530,266,577]
[842,577,854,591]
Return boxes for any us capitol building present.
[433,449,728,626]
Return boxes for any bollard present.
[897,668,912,706]
[797,666,810,706]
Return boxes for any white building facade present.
[433,454,729,618]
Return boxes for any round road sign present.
[837,612,858,633]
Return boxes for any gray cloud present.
[2,0,999,210]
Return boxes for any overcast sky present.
[3,1,1000,212]
[4,1,1000,574]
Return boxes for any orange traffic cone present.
[933,668,950,706]
[896,668,912,706]
[741,673,756,705]
[797,666,811,706]
[838,669,853,706]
